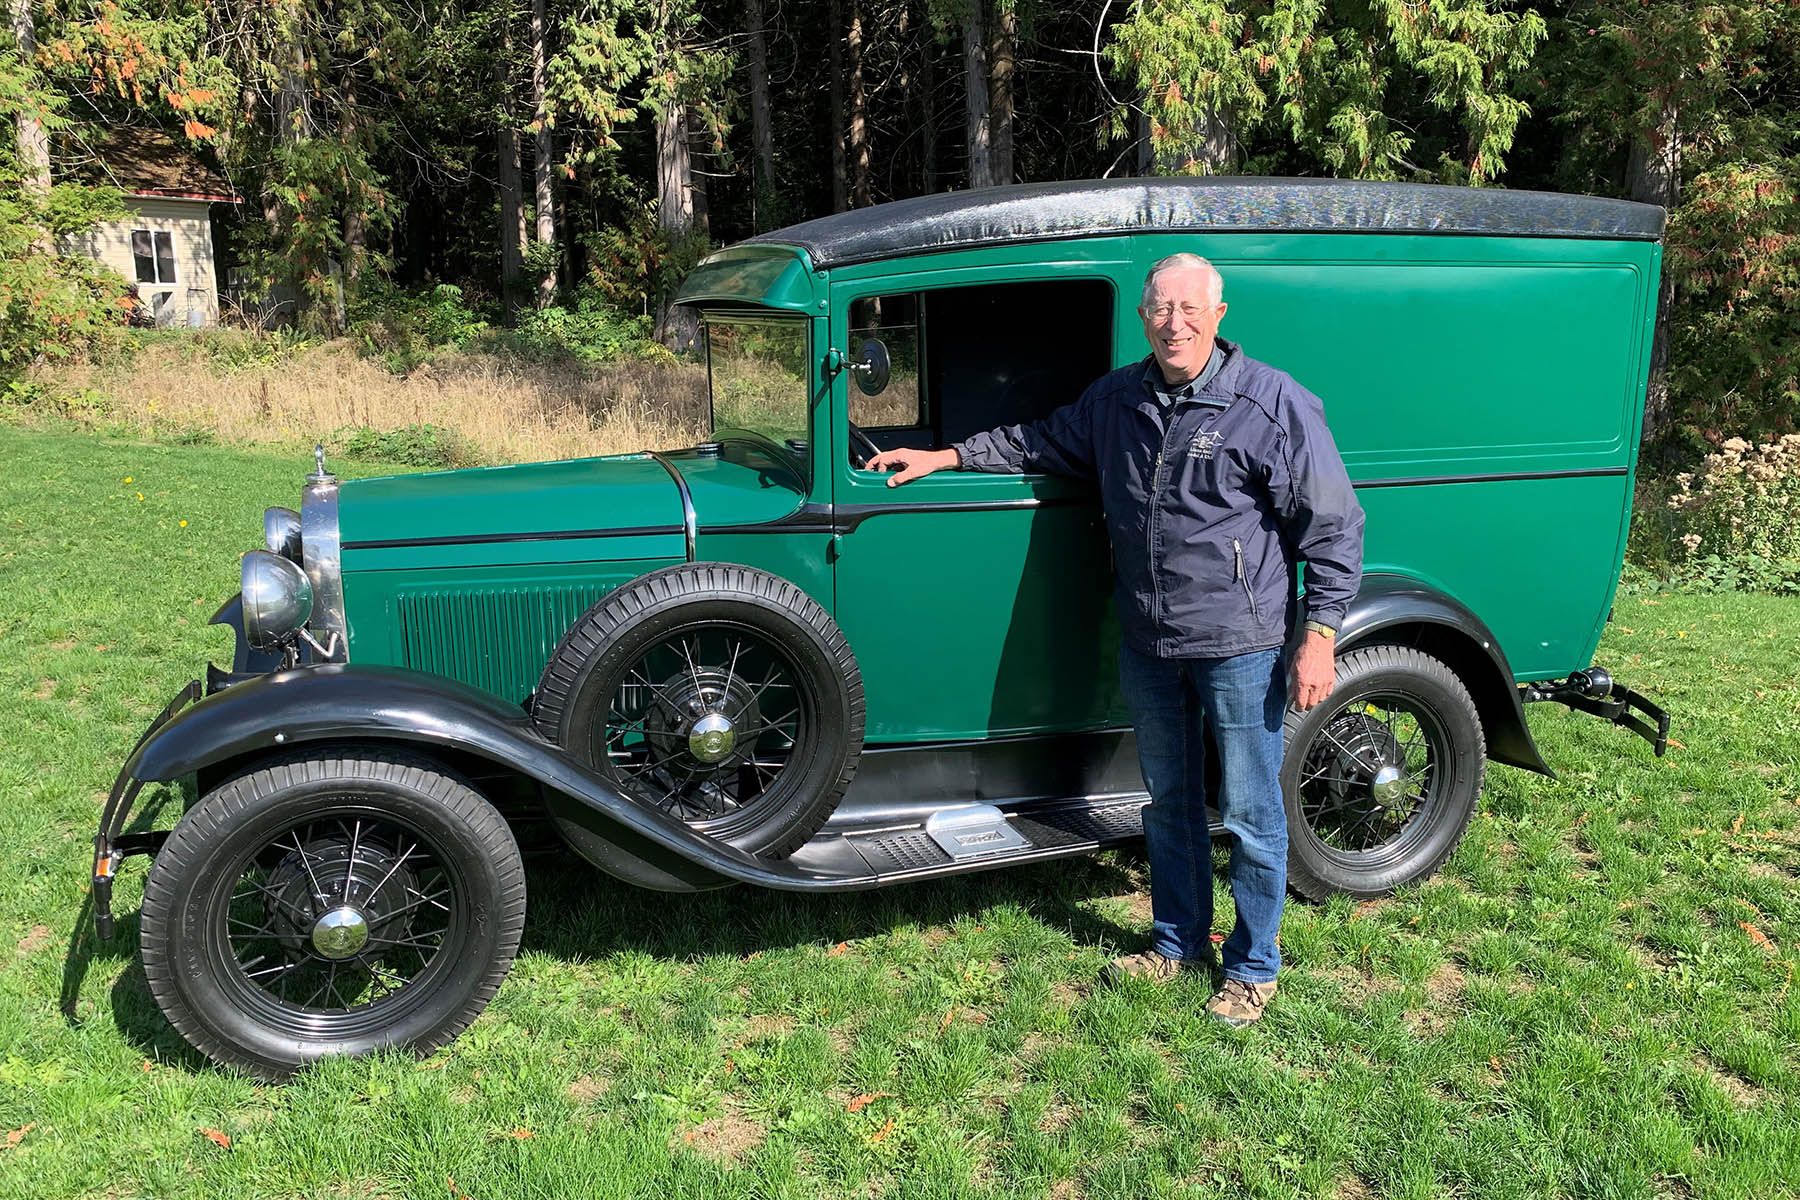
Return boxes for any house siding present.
[70,197,222,327]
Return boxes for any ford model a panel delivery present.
[93,179,1669,1076]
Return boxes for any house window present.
[131,230,177,286]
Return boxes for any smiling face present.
[1138,263,1227,386]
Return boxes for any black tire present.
[139,748,526,1080]
[532,562,864,858]
[1281,645,1486,900]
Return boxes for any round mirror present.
[852,338,891,396]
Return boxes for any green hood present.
[337,443,806,570]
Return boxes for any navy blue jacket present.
[954,339,1365,658]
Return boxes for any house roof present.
[70,126,239,203]
[747,178,1665,268]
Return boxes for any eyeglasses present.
[1139,302,1214,321]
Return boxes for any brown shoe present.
[1101,949,1194,986]
[1205,977,1277,1026]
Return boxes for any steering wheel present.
[847,422,883,469]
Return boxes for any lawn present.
[0,423,1796,1200]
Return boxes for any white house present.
[64,128,240,328]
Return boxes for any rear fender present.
[1339,574,1553,777]
[128,665,878,892]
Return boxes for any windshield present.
[703,315,811,453]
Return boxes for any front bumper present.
[91,678,205,939]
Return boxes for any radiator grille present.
[396,584,613,704]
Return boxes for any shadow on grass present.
[516,848,1149,964]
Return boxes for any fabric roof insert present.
[745,178,1665,269]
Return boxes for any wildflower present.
[178,519,189,528]
[122,475,134,484]
[135,492,145,501]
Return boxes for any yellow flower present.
[122,475,134,484]
[135,492,145,501]
[178,519,189,528]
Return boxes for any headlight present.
[264,506,302,561]
[241,550,314,651]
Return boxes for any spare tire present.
[532,563,864,858]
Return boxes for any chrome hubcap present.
[687,711,737,764]
[310,905,371,960]
[1369,763,1407,807]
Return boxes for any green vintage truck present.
[95,179,1669,1077]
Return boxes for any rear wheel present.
[139,748,526,1080]
[1281,645,1486,899]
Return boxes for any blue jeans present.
[1119,642,1288,984]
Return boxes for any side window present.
[132,230,177,285]
[847,278,1113,458]
[848,294,923,429]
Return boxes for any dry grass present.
[36,340,712,465]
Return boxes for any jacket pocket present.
[1233,538,1260,624]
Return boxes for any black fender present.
[127,664,885,893]
[1337,573,1553,777]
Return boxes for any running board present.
[786,798,1154,885]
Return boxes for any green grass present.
[1,423,1797,1199]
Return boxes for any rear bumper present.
[1523,666,1670,757]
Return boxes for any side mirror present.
[849,337,891,396]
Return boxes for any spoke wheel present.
[534,563,864,860]
[140,749,526,1079]
[604,623,809,828]
[218,814,461,1030]
[1281,644,1486,900]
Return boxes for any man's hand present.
[1291,629,1337,711]
[864,446,960,487]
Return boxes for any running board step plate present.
[835,799,1148,882]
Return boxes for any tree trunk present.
[829,0,847,212]
[963,0,990,188]
[495,25,525,322]
[848,0,870,207]
[10,0,49,197]
[746,0,777,228]
[1193,105,1234,174]
[1628,97,1680,446]
[340,80,367,291]
[655,101,699,353]
[988,0,1014,186]
[919,15,938,193]
[529,0,556,308]
[688,114,711,239]
[656,101,694,233]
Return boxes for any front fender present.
[1340,574,1553,776]
[128,664,881,892]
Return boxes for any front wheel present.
[139,748,527,1080]
[1281,645,1487,900]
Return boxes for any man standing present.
[865,254,1365,1026]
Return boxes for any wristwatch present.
[1303,619,1337,639]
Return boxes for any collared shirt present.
[1144,344,1225,410]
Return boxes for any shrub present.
[348,282,491,375]
[336,423,472,469]
[1662,435,1800,592]
[503,292,662,365]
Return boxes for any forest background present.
[5,0,1800,581]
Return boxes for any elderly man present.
[866,254,1365,1025]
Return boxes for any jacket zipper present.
[1234,537,1260,624]
[1146,417,1185,628]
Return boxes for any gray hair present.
[1140,253,1223,309]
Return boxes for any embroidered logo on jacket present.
[1187,429,1226,460]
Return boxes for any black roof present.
[748,178,1664,268]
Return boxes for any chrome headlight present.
[264,506,302,561]
[241,550,314,651]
